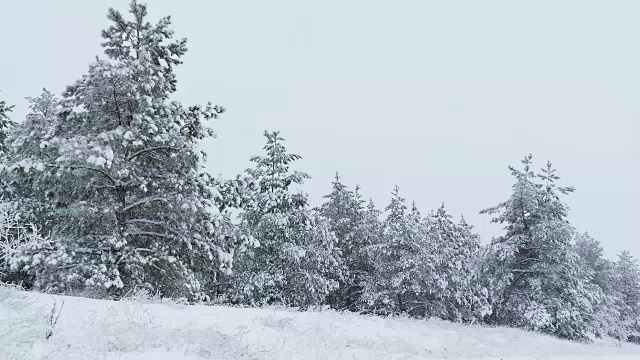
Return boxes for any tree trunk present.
[397,292,404,313]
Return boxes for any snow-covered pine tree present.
[0,94,14,204]
[403,200,435,317]
[612,251,640,343]
[362,198,383,251]
[342,193,383,312]
[367,187,433,316]
[428,204,491,323]
[368,186,407,314]
[1,93,63,286]
[1,90,58,211]
[359,197,383,312]
[454,216,493,321]
[3,1,255,299]
[319,174,374,311]
[481,156,595,341]
[574,233,627,340]
[226,131,342,307]
[574,233,611,294]
[0,94,14,156]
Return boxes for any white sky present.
[1,0,638,259]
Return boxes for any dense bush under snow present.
[1,286,639,360]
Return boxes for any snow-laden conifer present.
[366,187,435,316]
[574,233,627,340]
[0,94,14,156]
[426,204,491,322]
[481,155,595,340]
[319,174,377,311]
[612,251,640,342]
[226,131,342,307]
[3,1,255,299]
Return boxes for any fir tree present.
[3,1,255,299]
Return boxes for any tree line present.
[1,1,638,344]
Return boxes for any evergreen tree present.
[0,94,15,201]
[1,90,59,212]
[226,131,342,307]
[574,233,626,340]
[319,174,375,311]
[0,94,14,156]
[362,198,383,251]
[428,204,491,323]
[1,92,59,285]
[481,155,594,341]
[613,251,640,342]
[359,197,383,312]
[367,187,432,316]
[3,1,254,299]
[348,186,378,310]
[574,233,610,289]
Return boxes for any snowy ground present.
[2,286,639,359]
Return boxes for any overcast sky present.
[1,0,638,258]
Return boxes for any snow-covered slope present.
[2,286,638,360]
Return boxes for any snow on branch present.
[126,146,183,162]
[0,206,49,276]
[119,193,176,213]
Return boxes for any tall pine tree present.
[3,1,254,299]
[481,156,595,341]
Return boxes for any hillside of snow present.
[2,286,638,360]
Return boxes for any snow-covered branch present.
[126,146,183,162]
[0,207,48,275]
[119,193,175,213]
[124,219,165,226]
[66,165,117,185]
[125,231,173,238]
